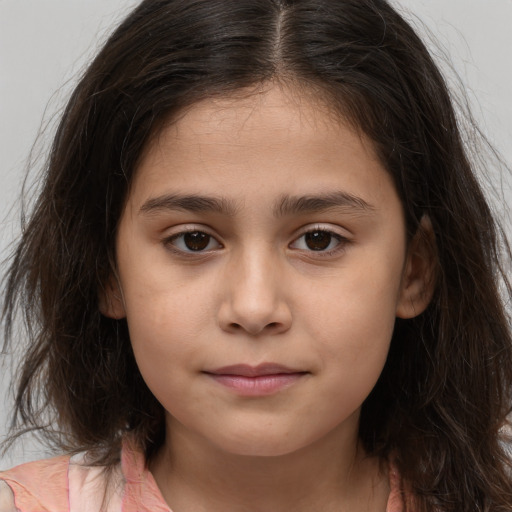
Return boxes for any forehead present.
[135,84,380,180]
[125,83,397,220]
[169,85,342,138]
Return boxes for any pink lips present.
[204,363,307,396]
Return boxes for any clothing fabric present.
[0,439,406,511]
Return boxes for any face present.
[104,84,430,458]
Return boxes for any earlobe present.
[396,216,437,319]
[98,275,126,319]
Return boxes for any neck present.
[150,416,389,512]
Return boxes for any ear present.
[396,216,437,319]
[98,275,126,319]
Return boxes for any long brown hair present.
[3,1,512,510]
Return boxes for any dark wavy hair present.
[2,0,512,510]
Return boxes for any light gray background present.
[1,0,511,468]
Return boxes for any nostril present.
[226,321,282,335]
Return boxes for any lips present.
[207,363,303,377]
[203,363,308,396]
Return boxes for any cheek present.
[301,256,403,385]
[126,301,207,420]
[120,247,216,335]
[121,275,213,387]
[307,306,394,422]
[116,236,222,398]
[126,293,208,359]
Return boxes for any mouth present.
[203,363,309,396]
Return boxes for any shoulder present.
[0,480,16,512]
[0,438,169,512]
[0,454,70,511]
[0,452,123,512]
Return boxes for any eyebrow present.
[274,191,375,217]
[139,191,375,217]
[140,194,239,216]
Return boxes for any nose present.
[217,249,292,336]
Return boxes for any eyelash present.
[162,226,349,257]
[163,228,222,255]
[290,227,349,257]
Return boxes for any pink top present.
[0,439,407,511]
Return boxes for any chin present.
[211,428,314,458]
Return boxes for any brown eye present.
[183,231,211,251]
[290,228,347,254]
[304,231,333,251]
[166,230,221,253]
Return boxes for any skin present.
[102,83,433,512]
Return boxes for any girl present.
[1,0,511,510]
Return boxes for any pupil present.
[305,231,331,251]
[184,232,210,251]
